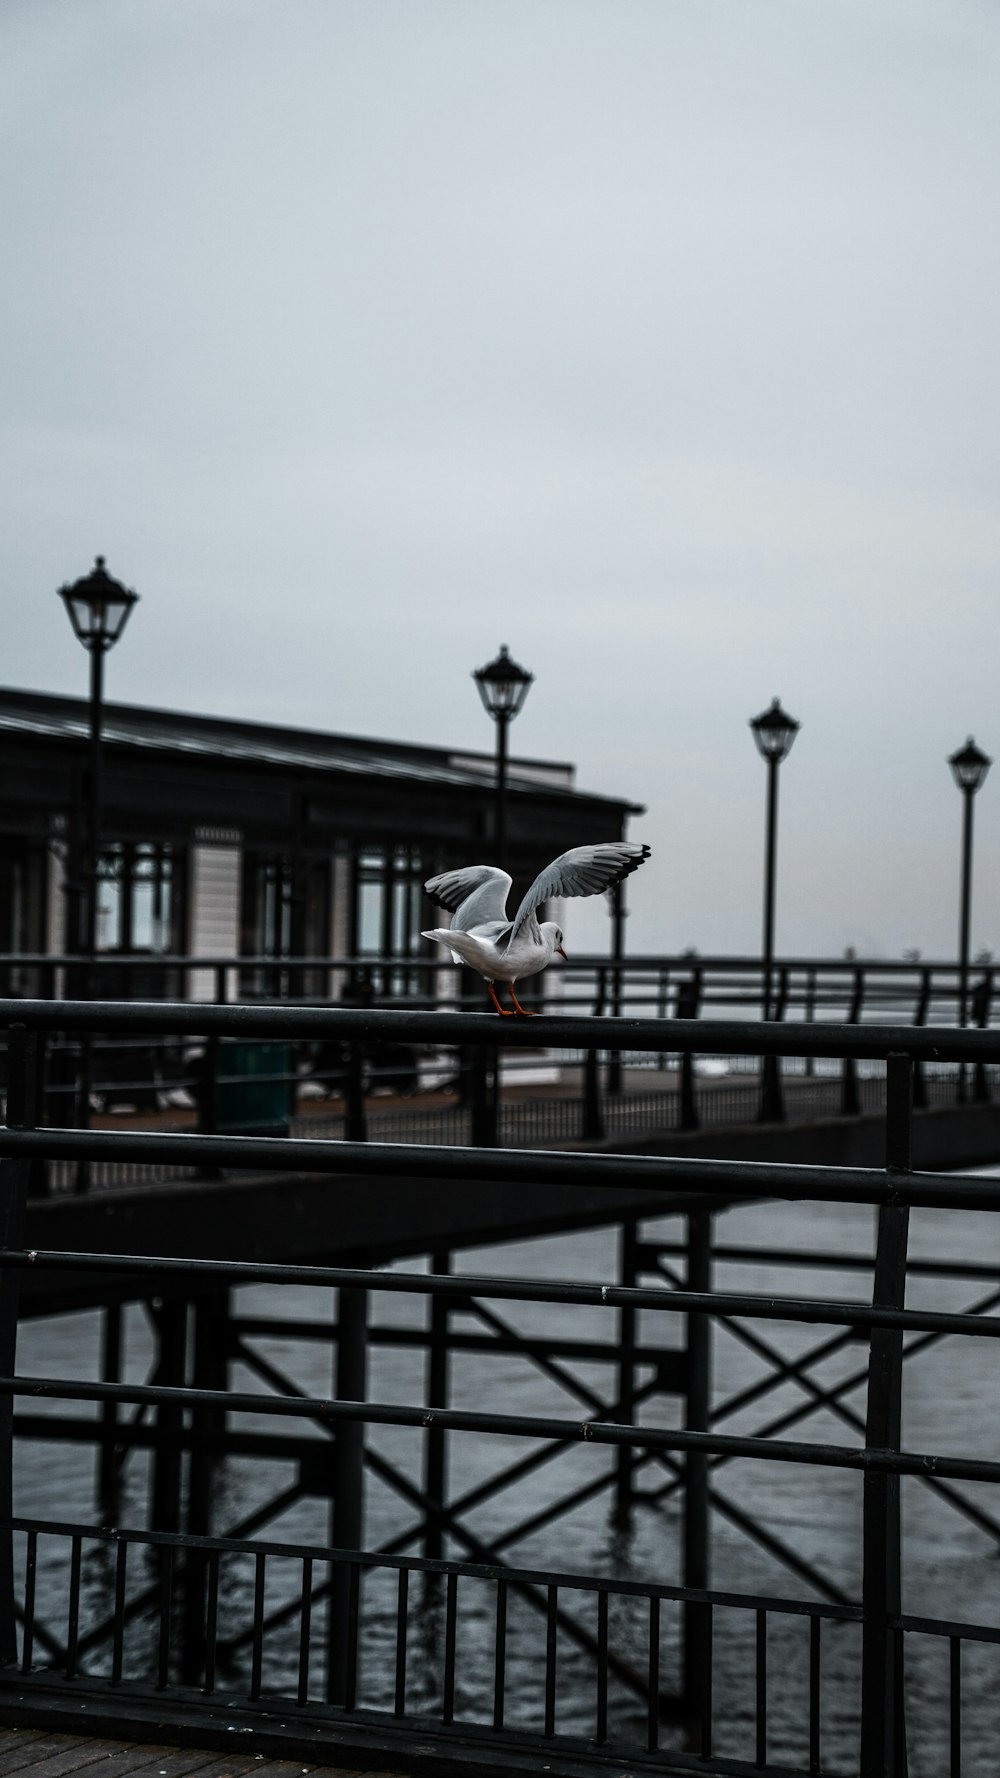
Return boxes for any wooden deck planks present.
[0,1731,397,1778]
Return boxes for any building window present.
[0,841,47,995]
[97,842,185,956]
[352,844,426,993]
[241,852,332,996]
[242,855,293,960]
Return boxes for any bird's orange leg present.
[487,980,515,1016]
[508,983,535,1016]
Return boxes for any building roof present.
[0,687,645,815]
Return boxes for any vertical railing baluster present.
[297,1556,313,1705]
[328,1287,367,1705]
[544,1583,557,1737]
[442,1570,457,1725]
[471,1045,498,1148]
[911,968,930,1109]
[699,1602,714,1760]
[647,1594,660,1753]
[249,1550,266,1701]
[493,1578,507,1732]
[156,1543,174,1689]
[424,1251,450,1560]
[949,1635,961,1777]
[595,1589,609,1746]
[20,1529,36,1675]
[840,967,864,1116]
[860,1051,911,1778]
[346,1042,367,1143]
[66,1533,82,1678]
[755,1606,767,1767]
[683,1211,712,1728]
[809,1615,821,1774]
[582,1044,605,1140]
[614,1219,638,1526]
[344,1562,360,1710]
[394,1567,408,1717]
[98,1304,123,1521]
[204,1550,219,1694]
[111,1537,127,1682]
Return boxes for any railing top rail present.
[3,1514,864,1618]
[1,995,998,1059]
[4,1368,1000,1485]
[5,1244,1000,1336]
[0,949,986,976]
[3,1125,1000,1209]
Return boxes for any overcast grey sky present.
[3,0,999,958]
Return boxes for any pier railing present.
[1,980,997,1194]
[1,1004,1000,1773]
[1,948,995,1028]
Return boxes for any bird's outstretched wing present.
[424,865,512,932]
[504,842,651,946]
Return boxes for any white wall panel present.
[188,839,241,1001]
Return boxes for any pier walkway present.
[0,1725,394,1778]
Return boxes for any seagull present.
[422,841,651,1015]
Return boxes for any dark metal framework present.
[2,1003,1000,1774]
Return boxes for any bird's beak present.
[557,944,568,960]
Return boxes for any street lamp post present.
[749,697,800,1122]
[948,737,991,1102]
[473,645,533,872]
[58,557,140,973]
[469,647,532,1147]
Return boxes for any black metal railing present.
[1,990,998,1198]
[1,1003,1000,1773]
[1,948,995,1026]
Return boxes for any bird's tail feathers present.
[422,928,466,967]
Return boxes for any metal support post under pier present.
[683,1209,713,1729]
[327,1283,367,1705]
[860,1054,911,1778]
[423,1250,450,1560]
[614,1219,639,1527]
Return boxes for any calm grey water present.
[12,1191,1000,1774]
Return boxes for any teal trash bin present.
[211,1039,291,1138]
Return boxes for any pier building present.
[0,685,640,992]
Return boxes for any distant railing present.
[0,948,995,1028]
[1,1006,1000,1772]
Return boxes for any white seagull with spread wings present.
[422,841,651,1015]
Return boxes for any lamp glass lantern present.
[58,556,139,653]
[473,645,534,722]
[749,697,800,764]
[949,737,992,795]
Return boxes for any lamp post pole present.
[58,558,139,1183]
[58,557,139,985]
[761,750,780,1023]
[470,647,533,1144]
[749,698,800,1123]
[473,645,534,874]
[948,738,991,1102]
[959,784,973,1027]
[85,640,106,973]
[494,701,511,872]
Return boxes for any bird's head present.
[542,923,568,961]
